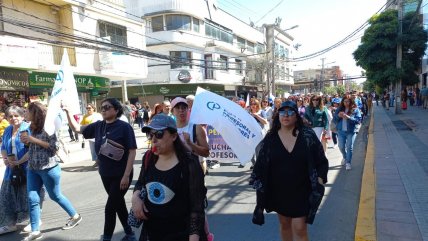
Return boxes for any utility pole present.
[265,24,274,98]
[320,58,325,92]
[395,0,403,114]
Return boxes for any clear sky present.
[217,0,387,78]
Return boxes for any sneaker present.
[121,233,137,241]
[22,220,42,233]
[333,144,338,149]
[341,158,345,165]
[346,163,352,170]
[22,231,43,241]
[0,225,17,234]
[62,214,82,230]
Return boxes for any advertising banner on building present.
[207,125,239,162]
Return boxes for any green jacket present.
[304,106,329,130]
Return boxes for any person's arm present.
[120,149,136,190]
[252,112,268,125]
[312,134,329,184]
[21,132,54,150]
[63,107,84,133]
[1,149,8,167]
[185,125,210,157]
[322,110,329,130]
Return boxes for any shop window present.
[99,21,128,46]
[151,16,164,32]
[170,51,192,69]
[166,15,191,31]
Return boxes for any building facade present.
[0,0,147,111]
[115,0,294,104]
[293,66,343,94]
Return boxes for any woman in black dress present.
[250,101,329,241]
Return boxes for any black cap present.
[279,101,298,112]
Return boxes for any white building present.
[0,0,147,110]
[114,0,294,104]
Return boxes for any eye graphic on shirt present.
[146,182,175,205]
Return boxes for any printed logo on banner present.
[207,101,221,111]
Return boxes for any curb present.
[355,110,376,241]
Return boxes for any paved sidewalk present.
[373,103,428,241]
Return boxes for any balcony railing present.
[38,43,77,67]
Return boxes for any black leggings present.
[101,173,133,238]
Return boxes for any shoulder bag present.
[11,165,26,187]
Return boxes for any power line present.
[288,0,395,62]
[254,0,285,24]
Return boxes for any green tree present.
[353,9,427,89]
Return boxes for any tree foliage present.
[353,9,427,89]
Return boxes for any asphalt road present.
[2,121,369,241]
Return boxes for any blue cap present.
[332,98,341,104]
[141,113,177,132]
[279,101,298,112]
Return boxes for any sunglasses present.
[101,105,113,111]
[279,110,296,117]
[148,130,165,140]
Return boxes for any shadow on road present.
[61,165,98,173]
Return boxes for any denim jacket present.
[1,122,31,181]
[333,107,362,133]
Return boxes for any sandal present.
[0,225,17,234]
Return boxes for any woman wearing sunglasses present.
[250,101,328,241]
[304,95,329,143]
[132,114,207,241]
[64,98,137,241]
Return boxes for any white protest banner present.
[207,125,239,162]
[190,87,263,164]
[44,51,80,135]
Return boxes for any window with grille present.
[219,55,228,71]
[99,21,127,46]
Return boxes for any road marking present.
[355,110,376,241]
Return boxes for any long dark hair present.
[268,107,304,137]
[309,95,324,110]
[28,102,47,134]
[339,94,357,115]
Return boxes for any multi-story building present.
[0,0,147,111]
[293,66,342,94]
[112,0,294,104]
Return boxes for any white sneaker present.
[346,163,352,170]
[22,231,43,241]
[22,220,42,233]
[341,158,345,165]
[333,144,338,149]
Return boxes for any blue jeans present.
[27,165,77,231]
[337,131,357,164]
[89,141,98,161]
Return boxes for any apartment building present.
[0,0,147,110]
[112,0,294,104]
[293,66,343,94]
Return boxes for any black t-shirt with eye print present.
[143,162,191,240]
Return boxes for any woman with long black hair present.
[65,98,137,241]
[250,101,329,241]
[131,114,207,241]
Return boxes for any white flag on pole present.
[189,87,263,164]
[44,50,80,136]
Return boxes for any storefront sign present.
[177,70,192,83]
[28,72,109,92]
[0,68,29,91]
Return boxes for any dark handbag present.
[11,165,26,187]
[99,138,125,161]
[306,182,325,224]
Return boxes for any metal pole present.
[395,0,403,114]
[320,58,325,92]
